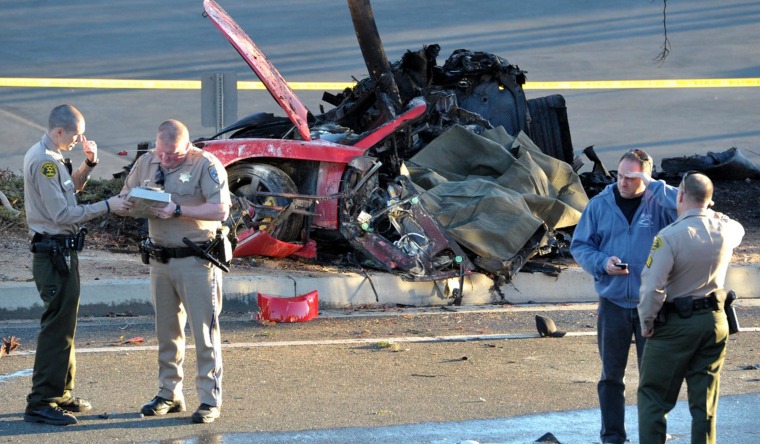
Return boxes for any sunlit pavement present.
[132,393,760,444]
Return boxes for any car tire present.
[227,163,304,242]
[526,94,575,164]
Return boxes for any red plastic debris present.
[118,336,145,345]
[257,290,318,323]
[234,229,317,259]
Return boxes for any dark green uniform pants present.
[26,251,80,410]
[637,308,728,444]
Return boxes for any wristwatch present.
[85,158,98,167]
[173,205,182,218]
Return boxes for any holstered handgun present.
[139,240,151,265]
[31,239,70,277]
[724,290,740,334]
[139,238,168,264]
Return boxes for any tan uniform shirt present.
[121,147,231,247]
[23,134,106,236]
[638,208,745,331]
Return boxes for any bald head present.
[679,172,713,208]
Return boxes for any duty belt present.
[29,228,88,277]
[30,229,87,253]
[664,295,717,316]
[163,246,202,259]
[139,239,211,264]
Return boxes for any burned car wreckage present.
[173,0,587,301]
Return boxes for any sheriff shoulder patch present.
[208,165,220,184]
[646,255,653,268]
[40,162,58,178]
[650,236,663,251]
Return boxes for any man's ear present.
[50,127,63,144]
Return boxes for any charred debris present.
[201,41,580,291]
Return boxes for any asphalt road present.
[2,304,760,443]
[1,0,760,178]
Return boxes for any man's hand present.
[81,135,98,164]
[624,171,652,186]
[641,328,654,338]
[606,256,629,275]
[153,201,179,220]
[106,195,133,214]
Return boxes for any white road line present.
[7,331,599,356]
[0,368,33,383]
[0,107,45,131]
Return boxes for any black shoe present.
[140,396,186,416]
[23,406,78,426]
[57,397,92,413]
[191,403,220,423]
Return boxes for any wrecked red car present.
[193,0,577,292]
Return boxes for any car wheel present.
[227,163,304,242]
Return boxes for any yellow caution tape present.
[0,78,202,89]
[0,77,758,90]
[524,78,760,90]
[0,78,350,90]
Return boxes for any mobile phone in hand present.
[614,263,628,270]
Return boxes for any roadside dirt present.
[0,179,758,283]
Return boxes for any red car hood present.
[203,0,312,141]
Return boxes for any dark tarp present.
[661,147,760,180]
[405,125,588,276]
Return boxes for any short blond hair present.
[157,119,189,145]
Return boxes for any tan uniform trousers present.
[149,256,223,407]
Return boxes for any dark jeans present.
[597,297,646,444]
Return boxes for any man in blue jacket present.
[570,149,678,444]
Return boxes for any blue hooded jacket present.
[570,180,678,308]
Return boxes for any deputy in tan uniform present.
[637,172,744,444]
[23,104,132,426]
[118,119,231,424]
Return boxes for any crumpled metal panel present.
[339,174,474,281]
[203,0,312,141]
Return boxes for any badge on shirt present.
[179,172,192,183]
[40,162,58,178]
[208,165,220,184]
[650,236,663,251]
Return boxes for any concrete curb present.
[1,264,758,319]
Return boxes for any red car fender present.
[257,290,319,323]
